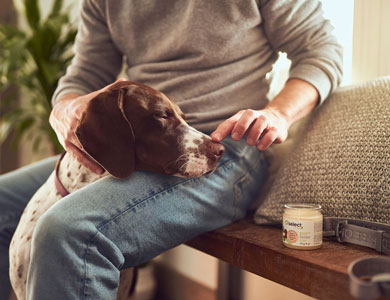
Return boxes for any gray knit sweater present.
[53,0,343,132]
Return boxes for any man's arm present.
[259,0,343,103]
[211,79,318,150]
[49,0,124,173]
[52,0,123,106]
[266,79,319,128]
[212,0,342,149]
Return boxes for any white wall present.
[321,0,354,85]
[352,0,390,82]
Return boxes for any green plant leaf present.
[56,28,77,56]
[0,120,13,142]
[48,0,63,19]
[0,24,25,39]
[32,135,41,151]
[2,107,24,119]
[45,125,63,154]
[2,0,76,155]
[23,0,41,31]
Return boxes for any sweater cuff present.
[289,64,332,104]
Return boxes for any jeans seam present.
[81,233,96,300]
[232,153,264,220]
[233,172,251,220]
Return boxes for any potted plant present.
[0,0,77,154]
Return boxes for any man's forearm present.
[266,78,320,127]
[50,93,82,126]
[55,93,82,105]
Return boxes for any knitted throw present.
[254,77,390,225]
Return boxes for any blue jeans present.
[0,137,267,299]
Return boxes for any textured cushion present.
[254,77,390,225]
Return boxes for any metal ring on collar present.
[348,256,390,299]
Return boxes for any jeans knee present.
[32,207,76,253]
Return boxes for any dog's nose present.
[209,142,225,157]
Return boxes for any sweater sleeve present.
[51,0,123,106]
[259,0,343,102]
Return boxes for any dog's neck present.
[56,153,107,195]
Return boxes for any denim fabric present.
[0,137,267,299]
[0,155,59,299]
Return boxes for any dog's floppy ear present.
[75,88,136,178]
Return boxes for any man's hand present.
[49,79,126,174]
[211,79,320,150]
[211,108,289,151]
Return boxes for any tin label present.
[282,217,322,247]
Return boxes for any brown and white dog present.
[9,80,225,300]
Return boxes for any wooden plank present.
[186,218,382,300]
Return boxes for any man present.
[0,0,342,298]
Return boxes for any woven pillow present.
[254,76,390,225]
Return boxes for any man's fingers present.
[211,108,288,150]
[211,120,235,142]
[257,127,278,151]
[211,111,244,142]
[231,109,258,140]
[246,115,268,146]
[65,142,104,175]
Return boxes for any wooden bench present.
[186,217,383,300]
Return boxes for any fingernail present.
[232,132,239,140]
[257,143,264,151]
[212,133,221,141]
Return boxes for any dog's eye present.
[154,113,168,120]
[154,111,172,120]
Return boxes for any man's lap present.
[1,138,267,298]
[34,137,267,266]
[0,155,59,297]
[0,139,267,251]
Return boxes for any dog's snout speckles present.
[172,128,224,178]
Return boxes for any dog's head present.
[75,80,225,178]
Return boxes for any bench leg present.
[217,260,243,300]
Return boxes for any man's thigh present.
[0,155,58,233]
[42,138,267,267]
[0,156,58,297]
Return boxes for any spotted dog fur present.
[9,156,103,299]
[8,80,225,300]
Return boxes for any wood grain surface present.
[187,218,383,300]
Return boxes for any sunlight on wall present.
[267,0,354,101]
[321,0,354,85]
